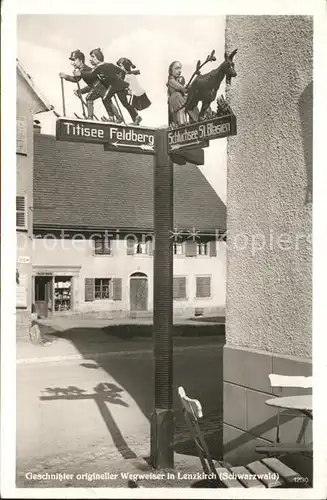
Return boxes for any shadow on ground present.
[39,382,137,459]
[36,320,225,462]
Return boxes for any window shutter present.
[85,278,95,301]
[209,240,217,257]
[147,239,154,256]
[16,196,27,230]
[173,277,186,299]
[112,278,122,300]
[126,239,135,255]
[196,276,211,298]
[185,240,197,257]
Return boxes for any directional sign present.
[56,118,156,155]
[103,140,155,155]
[167,114,236,154]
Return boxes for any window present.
[174,242,184,255]
[94,237,111,255]
[197,242,208,256]
[16,195,27,230]
[173,277,187,299]
[85,278,122,301]
[196,276,211,298]
[95,278,111,299]
[127,236,153,255]
[135,241,147,254]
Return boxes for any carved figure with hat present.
[59,49,121,121]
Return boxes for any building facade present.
[16,61,51,339]
[223,16,313,464]
[32,134,227,319]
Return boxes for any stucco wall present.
[16,73,35,338]
[32,238,226,316]
[225,16,312,358]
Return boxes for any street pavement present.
[16,322,224,488]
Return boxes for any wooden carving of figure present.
[184,49,238,120]
[167,61,200,127]
[59,49,122,122]
[116,58,151,113]
[89,49,142,125]
[167,61,189,127]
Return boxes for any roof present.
[33,133,226,233]
[16,59,53,113]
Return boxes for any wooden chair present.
[178,386,311,488]
[255,374,312,457]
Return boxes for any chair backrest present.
[178,386,220,482]
[178,386,203,418]
[269,374,312,389]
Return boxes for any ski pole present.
[60,77,66,116]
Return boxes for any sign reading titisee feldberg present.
[56,118,156,155]
[167,114,236,153]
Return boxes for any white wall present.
[33,237,226,316]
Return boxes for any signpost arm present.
[150,129,174,469]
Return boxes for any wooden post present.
[150,129,174,469]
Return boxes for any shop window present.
[196,276,211,298]
[54,277,72,311]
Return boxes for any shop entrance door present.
[35,276,53,318]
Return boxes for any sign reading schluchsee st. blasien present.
[56,118,156,155]
[167,114,236,153]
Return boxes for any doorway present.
[130,272,148,311]
[35,276,53,318]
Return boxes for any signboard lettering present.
[17,255,31,264]
[167,114,236,153]
[56,118,156,155]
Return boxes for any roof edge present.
[33,224,226,235]
[17,59,53,113]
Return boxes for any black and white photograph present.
[1,0,327,497]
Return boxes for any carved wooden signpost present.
[56,47,238,470]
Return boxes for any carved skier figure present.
[59,49,121,122]
[88,48,142,125]
[116,58,151,113]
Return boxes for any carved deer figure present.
[185,49,238,120]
